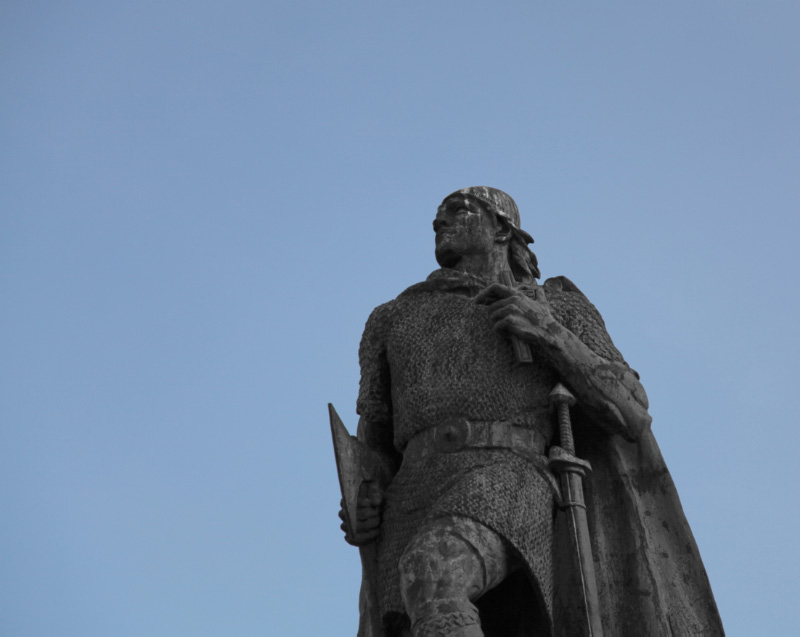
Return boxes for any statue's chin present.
[435,248,461,268]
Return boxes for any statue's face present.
[433,195,497,268]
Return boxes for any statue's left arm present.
[477,276,651,442]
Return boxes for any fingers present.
[368,482,382,505]
[493,314,526,338]
[475,283,515,305]
[345,528,380,546]
[357,488,381,527]
[341,519,380,546]
[357,480,383,508]
[489,298,532,327]
[340,480,384,546]
[341,512,379,546]
[357,515,381,534]
[355,528,380,542]
[487,296,520,317]
[483,289,552,335]
[357,480,381,501]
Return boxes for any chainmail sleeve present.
[356,301,394,424]
[544,276,630,368]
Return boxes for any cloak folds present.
[547,275,724,636]
[553,418,724,636]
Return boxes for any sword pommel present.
[549,382,576,407]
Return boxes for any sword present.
[494,276,602,632]
[548,384,604,637]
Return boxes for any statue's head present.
[434,187,540,281]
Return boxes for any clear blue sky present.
[2,2,798,635]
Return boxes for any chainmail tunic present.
[357,270,558,449]
[356,269,627,632]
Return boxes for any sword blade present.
[561,471,603,637]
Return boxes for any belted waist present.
[403,418,548,463]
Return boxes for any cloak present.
[544,275,723,636]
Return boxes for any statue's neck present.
[446,248,509,284]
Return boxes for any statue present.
[333,187,724,636]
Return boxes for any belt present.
[403,418,548,463]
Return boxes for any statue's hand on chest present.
[476,283,559,350]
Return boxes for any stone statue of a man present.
[339,187,723,637]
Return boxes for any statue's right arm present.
[342,303,398,545]
[356,301,400,474]
[478,278,651,442]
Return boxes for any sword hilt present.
[498,271,533,365]
[549,383,577,454]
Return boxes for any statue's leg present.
[398,516,517,637]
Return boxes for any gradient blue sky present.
[2,2,799,635]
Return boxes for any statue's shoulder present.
[362,274,433,336]
[363,299,396,334]
[544,276,628,366]
[543,275,598,319]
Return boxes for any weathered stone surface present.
[334,187,724,637]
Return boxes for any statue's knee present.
[399,529,485,636]
[399,529,479,606]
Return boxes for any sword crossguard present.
[547,445,592,477]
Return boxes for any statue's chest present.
[383,292,526,383]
